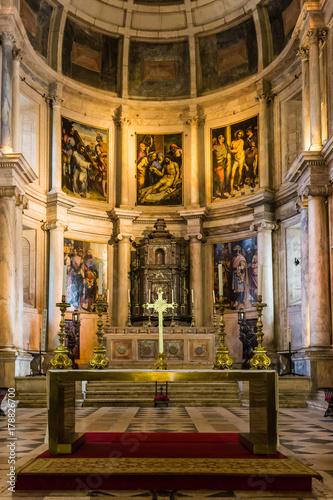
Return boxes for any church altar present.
[104,327,217,366]
[47,369,278,456]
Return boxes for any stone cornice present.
[47,190,78,210]
[285,151,329,196]
[0,153,37,195]
[274,182,298,208]
[322,135,333,181]
[109,208,141,222]
[179,208,208,221]
[243,188,275,209]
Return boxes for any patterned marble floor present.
[0,406,332,500]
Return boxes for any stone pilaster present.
[308,29,322,151]
[297,45,310,151]
[113,113,131,209]
[0,154,37,386]
[1,32,14,154]
[299,197,310,349]
[256,80,274,189]
[186,114,205,208]
[48,84,63,193]
[12,45,21,153]
[110,208,141,326]
[180,208,207,326]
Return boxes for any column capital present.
[318,29,328,47]
[46,94,63,106]
[307,28,319,44]
[40,219,68,232]
[15,193,28,210]
[0,32,15,45]
[250,220,278,232]
[112,116,131,129]
[184,233,206,243]
[297,195,308,211]
[297,44,309,60]
[0,186,19,198]
[12,45,21,61]
[185,115,206,127]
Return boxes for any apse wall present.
[10,0,332,369]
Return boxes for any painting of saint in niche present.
[136,133,183,206]
[62,117,108,201]
[64,238,107,312]
[212,116,258,201]
[214,238,258,310]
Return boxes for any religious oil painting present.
[136,133,183,206]
[212,115,258,202]
[213,237,258,310]
[61,116,108,202]
[64,238,107,312]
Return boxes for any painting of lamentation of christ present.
[61,117,108,201]
[136,133,183,206]
[64,238,107,312]
[214,237,258,310]
[212,115,258,201]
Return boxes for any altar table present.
[47,369,278,456]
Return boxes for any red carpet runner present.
[16,433,320,491]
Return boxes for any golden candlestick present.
[213,297,233,370]
[50,295,73,369]
[250,294,271,370]
[89,295,109,369]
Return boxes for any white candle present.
[258,265,263,296]
[213,290,215,303]
[128,289,131,303]
[218,264,223,297]
[98,263,103,295]
[62,265,66,296]
[171,289,174,303]
[191,289,194,303]
[148,290,151,303]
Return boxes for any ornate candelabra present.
[250,295,271,370]
[147,305,152,327]
[213,303,217,328]
[170,303,176,327]
[190,301,196,327]
[89,295,109,369]
[50,296,73,369]
[127,301,132,327]
[213,297,233,370]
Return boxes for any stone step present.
[82,399,241,407]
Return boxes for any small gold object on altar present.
[89,294,109,369]
[250,295,271,370]
[50,295,73,369]
[144,287,176,370]
[213,297,234,370]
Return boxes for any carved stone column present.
[297,45,311,151]
[47,221,68,352]
[307,189,331,347]
[49,85,63,192]
[1,32,14,154]
[12,45,21,153]
[186,114,205,208]
[113,115,131,209]
[308,29,322,151]
[256,81,273,189]
[180,209,207,326]
[110,208,141,326]
[256,221,277,348]
[300,197,310,349]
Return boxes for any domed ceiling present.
[20,0,301,98]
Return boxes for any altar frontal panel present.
[212,115,258,201]
[61,116,108,201]
[213,237,257,310]
[64,238,107,312]
[136,133,183,206]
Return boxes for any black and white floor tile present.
[0,406,333,499]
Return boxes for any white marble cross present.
[145,288,176,354]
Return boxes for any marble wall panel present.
[267,0,300,58]
[112,340,133,360]
[20,0,53,59]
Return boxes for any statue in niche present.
[130,219,190,325]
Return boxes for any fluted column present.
[186,115,205,207]
[308,29,322,151]
[308,194,331,347]
[47,221,67,352]
[256,82,273,189]
[1,32,14,154]
[12,45,21,153]
[49,90,63,192]
[256,221,277,348]
[114,116,131,208]
[300,198,310,348]
[298,45,311,151]
[116,235,132,326]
